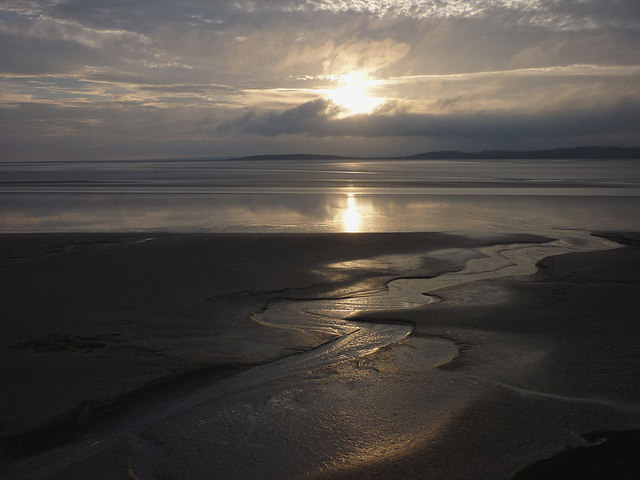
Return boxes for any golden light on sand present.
[326,73,382,116]
[343,194,361,232]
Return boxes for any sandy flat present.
[0,232,639,479]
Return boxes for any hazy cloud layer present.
[0,0,639,160]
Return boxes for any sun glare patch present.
[325,73,383,117]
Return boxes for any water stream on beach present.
[126,231,620,415]
[251,230,620,378]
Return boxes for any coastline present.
[1,231,639,479]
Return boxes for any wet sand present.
[1,232,639,479]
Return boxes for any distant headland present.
[404,146,640,160]
[227,153,349,161]
[228,146,640,161]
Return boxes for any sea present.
[1,157,640,233]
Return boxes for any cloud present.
[0,31,110,75]
[387,64,640,82]
[3,95,639,162]
[227,0,640,30]
[222,98,342,135]
[280,37,410,76]
[223,96,640,146]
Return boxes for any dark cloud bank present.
[224,97,640,146]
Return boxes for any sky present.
[1,0,639,161]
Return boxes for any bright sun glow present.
[326,73,382,116]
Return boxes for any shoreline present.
[1,231,639,479]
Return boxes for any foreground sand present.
[1,232,639,479]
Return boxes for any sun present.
[325,73,382,116]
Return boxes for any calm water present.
[1,158,640,233]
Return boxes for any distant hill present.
[227,147,639,162]
[227,153,350,161]
[405,146,640,160]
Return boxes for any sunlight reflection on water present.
[2,191,640,233]
[342,194,361,232]
[1,158,640,233]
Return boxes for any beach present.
[1,231,639,479]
